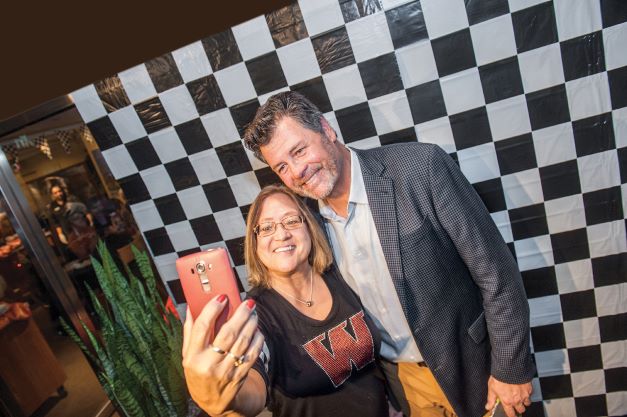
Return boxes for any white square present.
[544,195,586,234]
[421,0,468,39]
[532,123,577,167]
[577,150,621,193]
[554,0,602,41]
[607,391,627,417]
[235,264,249,290]
[165,221,199,252]
[189,149,227,184]
[118,64,158,104]
[130,200,164,231]
[381,0,413,9]
[486,95,532,141]
[108,106,148,143]
[277,38,321,86]
[440,68,485,115]
[214,208,247,240]
[603,22,627,71]
[533,349,569,376]
[200,108,240,147]
[102,145,137,179]
[571,369,606,397]
[395,40,439,88]
[324,111,343,143]
[491,210,514,243]
[587,220,627,258]
[415,117,456,153]
[555,259,594,294]
[518,43,565,93]
[232,15,275,61]
[514,235,554,271]
[623,184,627,219]
[563,317,600,348]
[602,340,626,369]
[244,147,268,171]
[71,84,107,123]
[298,0,344,37]
[172,41,212,83]
[148,127,187,164]
[349,136,382,150]
[228,172,262,206]
[140,165,176,199]
[153,253,179,282]
[501,168,544,209]
[159,85,199,126]
[177,186,212,220]
[508,0,550,13]
[369,91,413,135]
[613,106,627,148]
[456,143,500,184]
[566,72,612,121]
[323,65,368,110]
[528,294,562,326]
[595,283,627,317]
[214,63,257,107]
[470,14,517,66]
[543,398,576,417]
[346,12,394,63]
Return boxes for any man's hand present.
[485,376,532,417]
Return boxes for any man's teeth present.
[274,245,295,253]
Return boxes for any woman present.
[182,185,388,417]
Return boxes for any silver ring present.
[228,352,245,367]
[210,344,226,355]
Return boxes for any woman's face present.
[255,193,312,279]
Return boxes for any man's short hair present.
[243,91,324,163]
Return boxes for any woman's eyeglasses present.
[254,215,304,237]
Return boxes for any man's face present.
[260,117,341,200]
[51,186,65,204]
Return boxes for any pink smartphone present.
[176,248,242,335]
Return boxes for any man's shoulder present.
[354,142,439,160]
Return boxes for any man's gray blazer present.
[318,142,535,417]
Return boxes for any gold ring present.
[228,352,245,367]
[210,344,226,355]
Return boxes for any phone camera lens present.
[196,262,206,273]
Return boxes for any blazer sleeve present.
[427,145,536,384]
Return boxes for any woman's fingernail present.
[217,294,227,303]
[246,299,256,310]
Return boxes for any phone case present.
[176,248,242,333]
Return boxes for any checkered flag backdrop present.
[71,1,627,416]
[56,129,73,154]
[33,135,52,159]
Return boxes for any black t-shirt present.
[249,268,387,417]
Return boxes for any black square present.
[175,118,212,155]
[450,107,492,150]
[240,204,252,224]
[601,0,627,28]
[568,345,603,372]
[531,323,566,352]
[290,77,333,113]
[507,241,517,259]
[201,29,242,72]
[583,186,624,226]
[599,312,627,342]
[118,173,151,205]
[134,97,172,134]
[358,53,404,100]
[523,402,545,417]
[495,134,537,175]
[550,228,590,264]
[154,194,186,225]
[145,53,184,93]
[186,75,227,116]
[246,52,288,96]
[608,65,627,109]
[167,279,185,304]
[225,236,246,266]
[230,99,261,136]
[479,56,524,104]
[508,203,549,240]
[511,2,558,53]
[380,127,417,146]
[164,158,200,191]
[189,215,222,246]
[265,3,309,48]
[539,160,581,201]
[406,80,447,124]
[431,28,477,78]
[94,76,131,113]
[86,116,122,151]
[340,0,383,23]
[592,253,627,287]
[473,178,507,213]
[312,27,356,74]
[385,1,428,49]
[203,179,238,212]
[335,102,377,143]
[573,113,615,157]
[521,266,558,299]
[526,84,570,130]
[125,137,161,171]
[539,374,572,399]
[605,367,627,392]
[619,147,627,184]
[560,31,605,82]
[254,167,282,188]
[574,395,607,417]
[465,0,509,25]
[215,142,253,177]
[144,227,175,256]
[561,289,597,321]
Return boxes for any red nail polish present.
[217,294,227,303]
[246,299,256,310]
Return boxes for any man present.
[243,92,535,417]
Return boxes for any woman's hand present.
[182,296,265,416]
